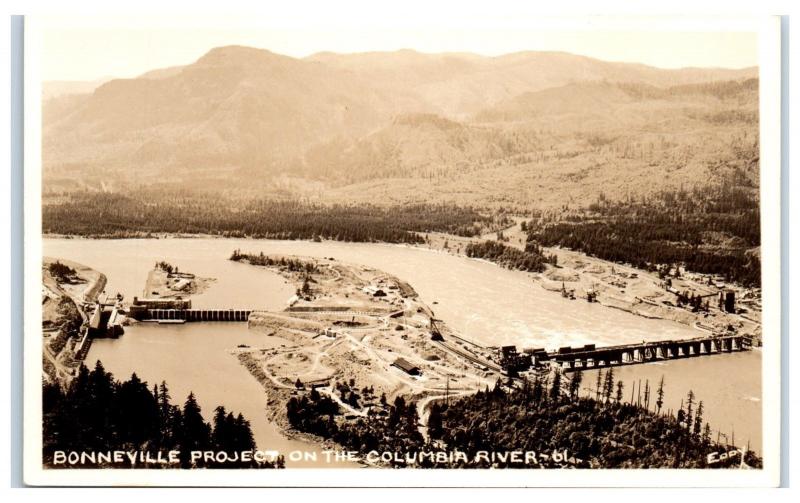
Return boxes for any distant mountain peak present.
[196,45,293,65]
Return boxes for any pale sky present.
[40,21,758,82]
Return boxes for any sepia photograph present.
[20,12,784,487]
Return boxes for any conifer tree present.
[549,371,562,402]
[595,370,604,402]
[212,406,231,452]
[603,367,615,402]
[655,375,665,415]
[427,403,444,439]
[568,371,583,401]
[693,401,704,438]
[685,390,695,432]
[532,375,544,406]
[179,392,211,467]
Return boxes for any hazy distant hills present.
[42,45,758,207]
[42,78,112,101]
[44,47,409,181]
[307,50,755,116]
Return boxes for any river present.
[580,351,761,454]
[43,237,762,460]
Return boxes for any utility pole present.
[637,379,642,407]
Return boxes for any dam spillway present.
[139,309,254,322]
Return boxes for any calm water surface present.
[581,351,761,454]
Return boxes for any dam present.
[547,334,753,371]
[126,296,254,322]
[131,308,254,322]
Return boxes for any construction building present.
[392,357,421,376]
[87,302,124,338]
[522,347,550,367]
[499,345,532,375]
[128,296,192,319]
[719,290,736,313]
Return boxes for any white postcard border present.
[22,14,783,487]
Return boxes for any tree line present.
[43,191,501,242]
[617,78,758,101]
[230,250,318,274]
[43,361,283,468]
[465,240,557,273]
[529,183,761,286]
[430,370,761,468]
[47,261,77,283]
[154,261,181,274]
[286,388,424,467]
[285,370,760,468]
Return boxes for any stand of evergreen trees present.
[287,388,424,467]
[47,261,77,282]
[286,372,761,469]
[42,191,501,242]
[432,372,761,468]
[465,240,557,273]
[528,183,760,286]
[230,250,318,273]
[43,361,283,468]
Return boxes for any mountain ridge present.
[42,45,758,207]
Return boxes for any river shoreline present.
[45,236,763,464]
[43,232,760,341]
[42,257,109,384]
[235,351,375,467]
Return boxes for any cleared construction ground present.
[237,255,499,417]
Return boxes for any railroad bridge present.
[550,334,752,371]
[139,309,254,322]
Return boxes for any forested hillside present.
[285,372,761,468]
[432,372,762,469]
[528,177,761,286]
[42,191,503,241]
[43,361,283,468]
[42,46,758,209]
